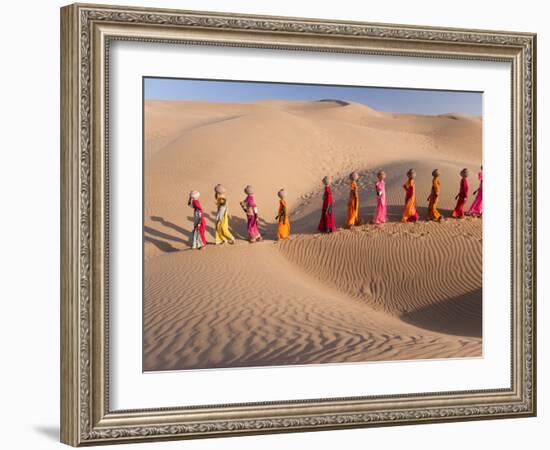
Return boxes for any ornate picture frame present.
[60,3,536,446]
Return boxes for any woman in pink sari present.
[372,170,387,224]
[452,168,469,218]
[468,166,483,217]
[318,176,336,233]
[240,185,262,243]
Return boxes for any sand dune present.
[278,220,482,335]
[143,98,482,371]
[144,235,480,371]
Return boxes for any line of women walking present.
[340,165,483,230]
[187,166,482,250]
[187,184,289,250]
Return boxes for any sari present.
[401,179,419,222]
[346,180,360,227]
[452,177,469,218]
[276,199,290,240]
[215,194,235,244]
[244,194,261,240]
[373,180,387,224]
[190,199,207,249]
[426,176,441,221]
[318,185,336,233]
[468,171,483,216]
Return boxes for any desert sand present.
[143,98,482,371]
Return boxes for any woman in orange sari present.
[346,171,360,228]
[275,188,290,240]
[426,169,442,221]
[401,169,419,223]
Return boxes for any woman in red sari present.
[452,168,469,218]
[188,190,207,249]
[401,169,419,223]
[318,176,336,233]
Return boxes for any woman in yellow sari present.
[275,188,290,240]
[426,169,442,221]
[214,184,235,245]
[346,171,360,228]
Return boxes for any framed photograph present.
[60,3,536,446]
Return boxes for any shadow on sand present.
[144,225,187,244]
[290,204,457,234]
[144,235,179,253]
[144,216,189,253]
[400,289,482,338]
[150,216,190,240]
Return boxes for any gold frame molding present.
[60,3,537,446]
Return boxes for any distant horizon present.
[144,97,482,118]
[144,77,483,117]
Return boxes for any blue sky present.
[144,77,482,116]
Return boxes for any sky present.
[144,77,482,116]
